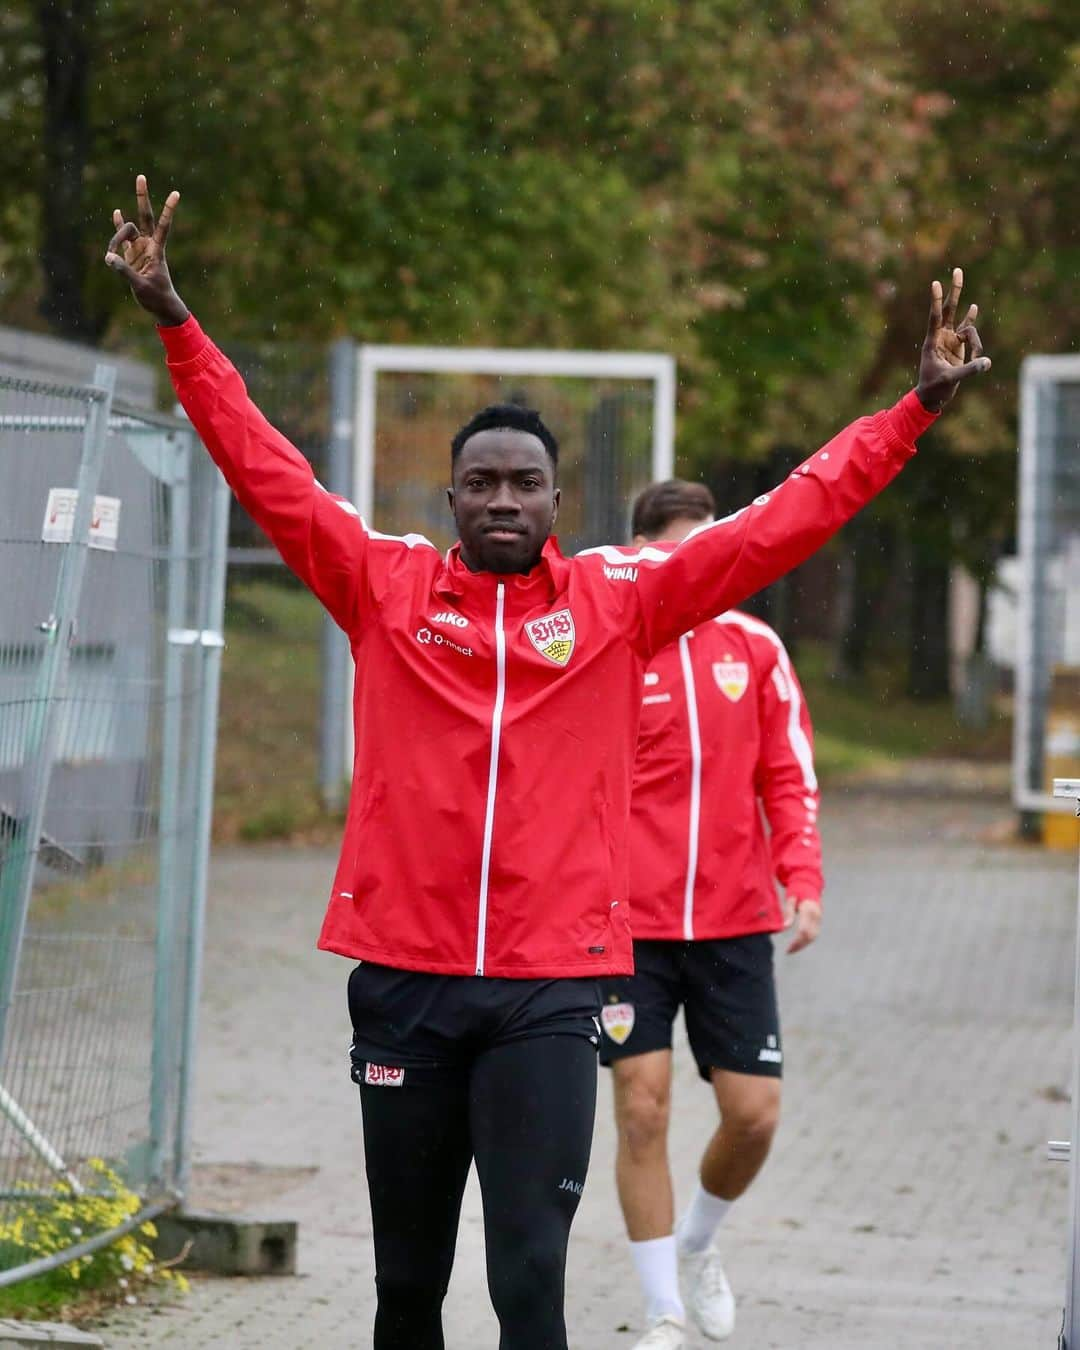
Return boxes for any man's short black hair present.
[451,403,559,464]
[631,479,716,539]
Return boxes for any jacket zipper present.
[475,582,507,975]
[677,633,702,941]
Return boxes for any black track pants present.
[358,1033,597,1350]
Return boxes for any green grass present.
[215,578,342,843]
[792,641,1010,781]
[212,583,1010,841]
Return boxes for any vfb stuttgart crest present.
[600,1002,635,1045]
[713,659,749,702]
[525,608,576,667]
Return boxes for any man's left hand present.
[914,267,991,412]
[782,897,822,954]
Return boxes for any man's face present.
[449,429,560,574]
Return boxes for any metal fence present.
[0,364,228,1284]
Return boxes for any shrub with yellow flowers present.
[0,1159,189,1319]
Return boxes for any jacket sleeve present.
[754,641,823,904]
[616,392,937,657]
[159,316,372,634]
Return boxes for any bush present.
[0,1159,189,1319]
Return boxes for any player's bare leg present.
[613,1051,686,1347]
[699,1069,781,1202]
[677,1070,781,1340]
[613,1050,676,1238]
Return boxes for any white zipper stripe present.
[475,582,507,975]
[677,633,703,942]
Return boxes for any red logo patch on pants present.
[364,1063,406,1087]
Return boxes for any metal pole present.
[148,434,191,1186]
[342,346,378,774]
[174,459,229,1195]
[0,1082,82,1193]
[1054,777,1080,1349]
[0,365,115,1065]
[319,339,356,810]
[651,356,677,483]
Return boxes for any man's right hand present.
[104,175,190,327]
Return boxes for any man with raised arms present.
[104,175,989,1350]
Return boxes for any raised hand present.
[915,267,991,413]
[104,175,190,326]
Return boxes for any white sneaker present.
[681,1244,735,1340]
[631,1314,688,1349]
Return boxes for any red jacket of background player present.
[628,611,822,942]
[159,316,932,979]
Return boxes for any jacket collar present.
[436,536,571,604]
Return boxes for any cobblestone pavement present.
[100,789,1076,1348]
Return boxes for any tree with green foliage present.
[3,0,1077,698]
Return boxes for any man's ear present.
[446,487,456,517]
[632,533,647,546]
[550,487,560,530]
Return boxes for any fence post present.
[149,431,191,1187]
[174,459,230,1195]
[1054,777,1080,1349]
[319,338,356,810]
[0,364,116,1066]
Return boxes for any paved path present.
[101,790,1076,1348]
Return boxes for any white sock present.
[676,1184,732,1254]
[629,1235,685,1324]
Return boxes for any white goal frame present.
[342,342,677,770]
[353,343,676,523]
[1013,352,1080,813]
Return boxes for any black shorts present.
[348,962,602,1088]
[597,934,782,1081]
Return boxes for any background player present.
[599,480,824,1348]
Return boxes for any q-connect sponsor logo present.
[431,610,469,629]
[416,626,474,658]
[603,563,638,582]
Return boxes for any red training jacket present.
[628,610,822,942]
[159,316,935,978]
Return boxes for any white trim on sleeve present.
[314,480,436,549]
[576,507,748,565]
[712,612,818,792]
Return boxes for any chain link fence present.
[0,363,228,1284]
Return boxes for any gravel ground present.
[100,788,1075,1348]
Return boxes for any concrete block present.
[0,1320,104,1347]
[151,1210,297,1277]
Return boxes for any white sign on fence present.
[41,488,121,551]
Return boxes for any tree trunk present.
[833,517,895,680]
[908,545,951,699]
[36,0,99,340]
